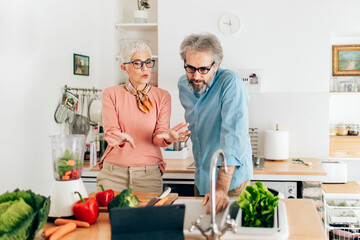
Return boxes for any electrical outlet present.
[234,69,262,93]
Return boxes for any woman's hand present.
[104,130,136,148]
[157,122,191,143]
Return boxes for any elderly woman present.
[97,40,189,193]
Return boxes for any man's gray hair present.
[119,40,152,64]
[179,33,223,65]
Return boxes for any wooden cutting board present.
[88,191,179,211]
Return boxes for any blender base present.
[49,179,88,218]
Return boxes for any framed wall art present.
[332,45,360,76]
[73,53,89,76]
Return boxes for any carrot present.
[49,222,76,240]
[54,218,90,228]
[154,196,169,206]
[64,170,72,176]
[61,175,70,180]
[42,225,62,239]
[67,160,75,166]
[138,198,147,203]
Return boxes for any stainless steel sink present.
[173,199,289,239]
[173,198,237,238]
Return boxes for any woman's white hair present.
[119,40,152,65]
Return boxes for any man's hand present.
[202,190,229,215]
[104,130,136,148]
[201,166,236,215]
[157,122,191,143]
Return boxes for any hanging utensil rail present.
[64,85,102,93]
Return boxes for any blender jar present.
[50,134,86,181]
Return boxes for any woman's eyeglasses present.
[124,59,155,69]
[184,61,215,75]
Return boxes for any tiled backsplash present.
[169,91,329,159]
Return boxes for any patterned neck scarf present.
[125,80,153,114]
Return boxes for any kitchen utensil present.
[88,91,102,124]
[292,158,312,166]
[146,187,171,206]
[54,90,78,124]
[71,92,90,135]
[49,134,97,218]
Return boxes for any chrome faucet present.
[189,149,237,240]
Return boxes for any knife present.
[146,187,171,206]
[293,158,312,166]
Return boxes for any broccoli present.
[107,189,139,211]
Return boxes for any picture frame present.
[73,53,89,76]
[332,45,360,76]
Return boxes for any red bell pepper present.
[73,191,99,224]
[95,185,115,207]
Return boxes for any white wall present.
[158,0,360,163]
[0,0,100,195]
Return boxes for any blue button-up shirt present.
[178,68,253,195]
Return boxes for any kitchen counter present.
[83,157,326,181]
[37,198,326,240]
[322,181,360,194]
[163,157,326,181]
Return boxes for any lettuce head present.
[0,189,50,240]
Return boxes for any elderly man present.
[178,33,253,214]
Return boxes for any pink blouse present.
[99,85,171,173]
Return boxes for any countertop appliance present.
[251,180,297,199]
[49,134,97,218]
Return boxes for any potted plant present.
[134,0,150,23]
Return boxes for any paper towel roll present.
[263,130,289,160]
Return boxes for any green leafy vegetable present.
[107,189,139,211]
[0,198,34,233]
[237,181,279,228]
[55,150,83,180]
[0,189,50,240]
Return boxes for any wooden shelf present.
[329,135,360,158]
[330,91,360,95]
[115,23,158,31]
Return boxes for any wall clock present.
[218,13,241,35]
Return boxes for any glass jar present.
[337,81,347,92]
[336,123,348,136]
[329,124,337,136]
[348,124,359,136]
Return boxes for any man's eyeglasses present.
[124,59,155,69]
[184,61,215,75]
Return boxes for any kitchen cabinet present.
[82,158,327,198]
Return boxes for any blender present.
[49,134,97,218]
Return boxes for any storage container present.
[336,123,348,136]
[348,124,359,136]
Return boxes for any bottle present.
[94,126,100,158]
[84,144,90,161]
[99,126,106,159]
